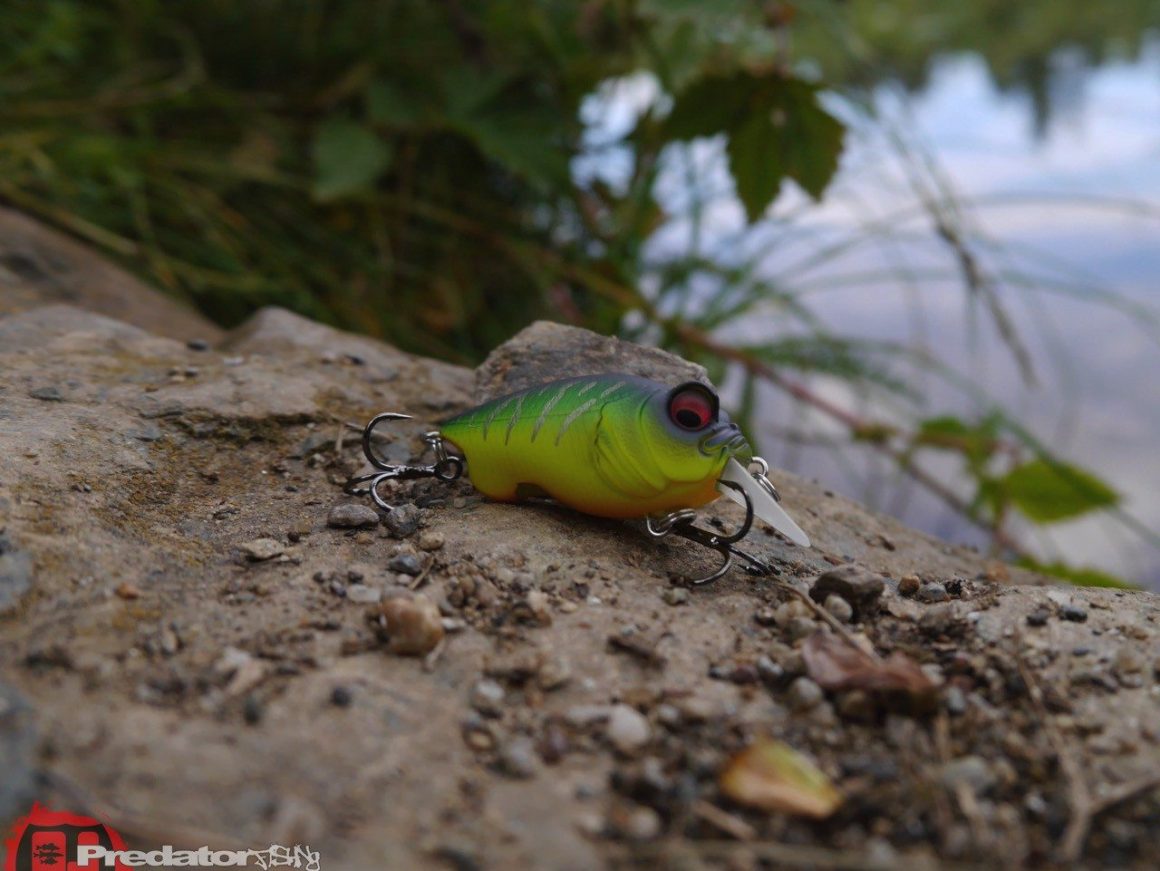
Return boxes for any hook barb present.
[344,413,463,513]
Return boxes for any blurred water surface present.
[753,45,1160,585]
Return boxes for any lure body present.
[439,374,748,519]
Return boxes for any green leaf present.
[666,72,845,221]
[311,119,392,202]
[1017,558,1137,589]
[664,72,756,140]
[1001,459,1119,523]
[366,79,425,127]
[727,109,783,222]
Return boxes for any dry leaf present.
[802,631,938,699]
[719,739,843,819]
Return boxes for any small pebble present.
[186,338,211,351]
[786,616,819,642]
[382,504,422,537]
[943,686,967,716]
[916,582,949,604]
[381,594,444,655]
[606,704,651,755]
[418,530,445,551]
[470,679,506,717]
[823,594,853,623]
[1114,647,1145,675]
[787,676,824,710]
[662,587,689,607]
[1026,607,1050,627]
[498,736,539,779]
[327,503,380,529]
[388,553,424,576]
[754,607,778,627]
[243,695,263,725]
[1061,604,1088,623]
[28,386,63,402]
[330,686,354,707]
[611,805,661,841]
[836,689,875,722]
[809,564,885,613]
[537,657,572,691]
[115,582,142,600]
[346,583,381,605]
[938,756,996,795]
[564,705,613,728]
[898,574,921,596]
[756,655,784,685]
[239,538,284,561]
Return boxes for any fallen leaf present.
[802,631,938,700]
[719,739,843,818]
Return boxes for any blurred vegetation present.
[1,0,1157,582]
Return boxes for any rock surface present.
[1,272,1159,868]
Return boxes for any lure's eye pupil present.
[668,388,714,431]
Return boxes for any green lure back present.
[439,374,749,519]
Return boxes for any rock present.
[943,686,968,716]
[898,574,921,596]
[1026,607,1051,627]
[239,538,284,561]
[606,704,651,755]
[938,756,997,796]
[474,321,708,401]
[537,657,572,692]
[786,616,819,642]
[346,583,382,605]
[3,294,1160,867]
[388,553,424,577]
[0,683,38,826]
[916,582,950,604]
[836,689,875,722]
[823,594,853,624]
[330,686,354,707]
[608,804,662,841]
[0,534,34,616]
[662,587,689,606]
[809,565,885,615]
[418,531,445,551]
[564,705,614,728]
[382,504,423,537]
[787,676,824,711]
[0,207,222,341]
[381,594,444,655]
[1061,604,1088,623]
[470,680,506,717]
[498,736,539,779]
[327,503,380,529]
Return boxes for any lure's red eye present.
[668,387,715,431]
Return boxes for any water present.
[753,47,1160,585]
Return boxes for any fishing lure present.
[345,374,809,584]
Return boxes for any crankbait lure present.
[346,374,809,584]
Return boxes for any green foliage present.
[312,120,393,201]
[1017,559,1136,590]
[1000,460,1119,523]
[667,73,844,218]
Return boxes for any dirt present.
[1,252,1159,869]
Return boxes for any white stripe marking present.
[531,383,573,442]
[554,397,599,445]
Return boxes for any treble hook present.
[646,480,772,586]
[343,413,464,512]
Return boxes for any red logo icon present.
[4,805,127,871]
